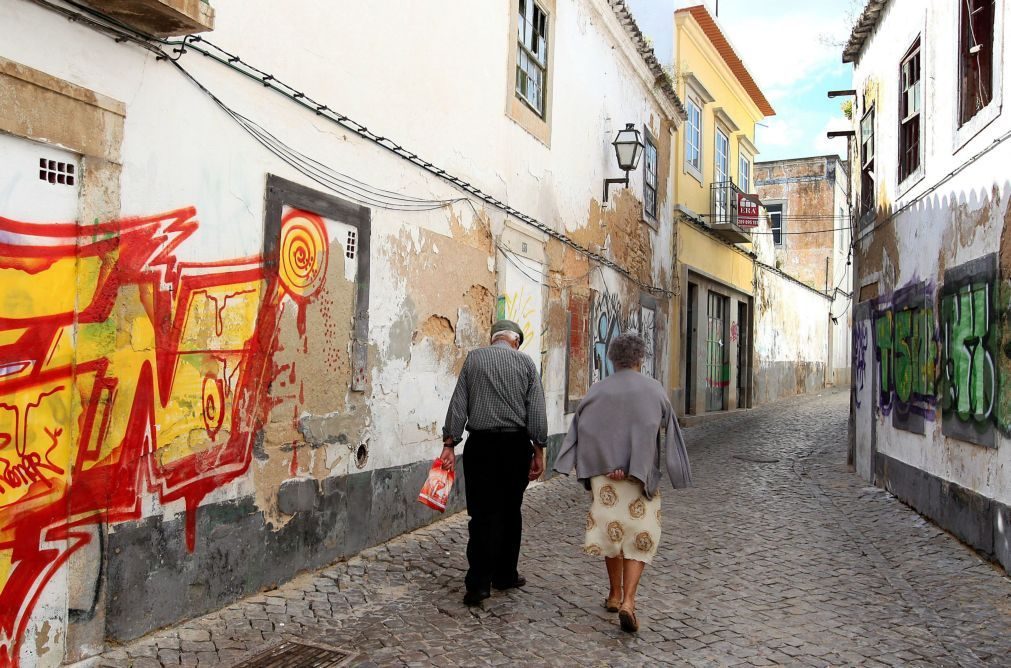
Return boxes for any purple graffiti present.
[854,321,868,408]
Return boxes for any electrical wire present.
[163,35,676,296]
[856,125,1011,241]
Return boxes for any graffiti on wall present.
[497,252,544,371]
[0,207,331,667]
[938,254,998,447]
[853,320,868,408]
[858,254,1010,447]
[496,291,538,353]
[590,290,658,381]
[873,281,937,434]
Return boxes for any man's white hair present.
[491,330,521,344]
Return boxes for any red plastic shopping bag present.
[418,459,455,512]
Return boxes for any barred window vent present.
[346,230,357,260]
[39,158,76,186]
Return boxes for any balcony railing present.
[709,180,754,243]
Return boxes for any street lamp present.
[603,123,644,203]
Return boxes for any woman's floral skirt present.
[584,475,660,563]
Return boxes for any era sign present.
[737,193,760,228]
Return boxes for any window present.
[715,129,729,219]
[643,131,658,220]
[767,204,784,245]
[738,154,751,194]
[860,106,875,216]
[516,0,549,117]
[685,98,702,174]
[959,0,996,126]
[899,38,922,182]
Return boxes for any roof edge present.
[608,0,686,120]
[675,4,775,117]
[842,0,889,64]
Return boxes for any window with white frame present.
[899,37,922,182]
[644,131,658,220]
[685,98,702,174]
[767,203,784,246]
[715,129,729,219]
[959,0,996,126]
[860,106,875,217]
[516,0,549,117]
[739,153,751,194]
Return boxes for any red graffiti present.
[0,207,329,667]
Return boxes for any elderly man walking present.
[440,319,547,605]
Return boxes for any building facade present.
[753,155,852,402]
[845,0,1011,574]
[0,0,683,664]
[670,4,774,416]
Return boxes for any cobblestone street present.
[91,390,1011,667]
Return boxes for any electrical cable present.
[856,125,1011,241]
[25,0,674,292]
[161,34,675,296]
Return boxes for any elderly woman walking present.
[553,332,692,633]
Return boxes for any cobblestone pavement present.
[91,390,1011,667]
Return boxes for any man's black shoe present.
[492,575,527,591]
[462,588,491,606]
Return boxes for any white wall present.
[851,0,1011,507]
[0,0,680,663]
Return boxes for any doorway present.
[706,291,727,412]
[737,301,749,408]
[685,282,697,414]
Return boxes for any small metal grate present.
[39,158,76,186]
[345,230,357,260]
[232,640,354,667]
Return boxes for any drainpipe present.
[825,256,831,389]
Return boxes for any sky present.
[627,0,861,162]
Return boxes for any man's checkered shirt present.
[442,343,548,446]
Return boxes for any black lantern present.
[603,123,645,203]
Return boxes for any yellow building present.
[671,4,774,416]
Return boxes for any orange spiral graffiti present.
[278,211,328,299]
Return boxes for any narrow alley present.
[93,392,1011,667]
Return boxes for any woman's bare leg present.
[621,558,646,611]
[605,556,623,603]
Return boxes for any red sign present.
[736,192,760,228]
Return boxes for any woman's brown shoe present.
[603,597,621,613]
[618,607,639,633]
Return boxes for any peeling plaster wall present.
[850,0,1011,572]
[0,0,679,663]
[754,156,852,390]
[753,267,831,404]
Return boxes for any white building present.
[845,0,1011,575]
[0,0,683,664]
[752,155,852,404]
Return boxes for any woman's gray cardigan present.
[552,369,692,498]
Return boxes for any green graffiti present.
[940,283,994,424]
[877,302,936,412]
[875,311,893,408]
[912,307,937,398]
[893,306,936,403]
[894,309,912,402]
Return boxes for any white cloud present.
[675,0,852,97]
[812,116,851,157]
[755,119,796,148]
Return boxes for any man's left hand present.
[528,446,545,481]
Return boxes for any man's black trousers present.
[462,431,532,592]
